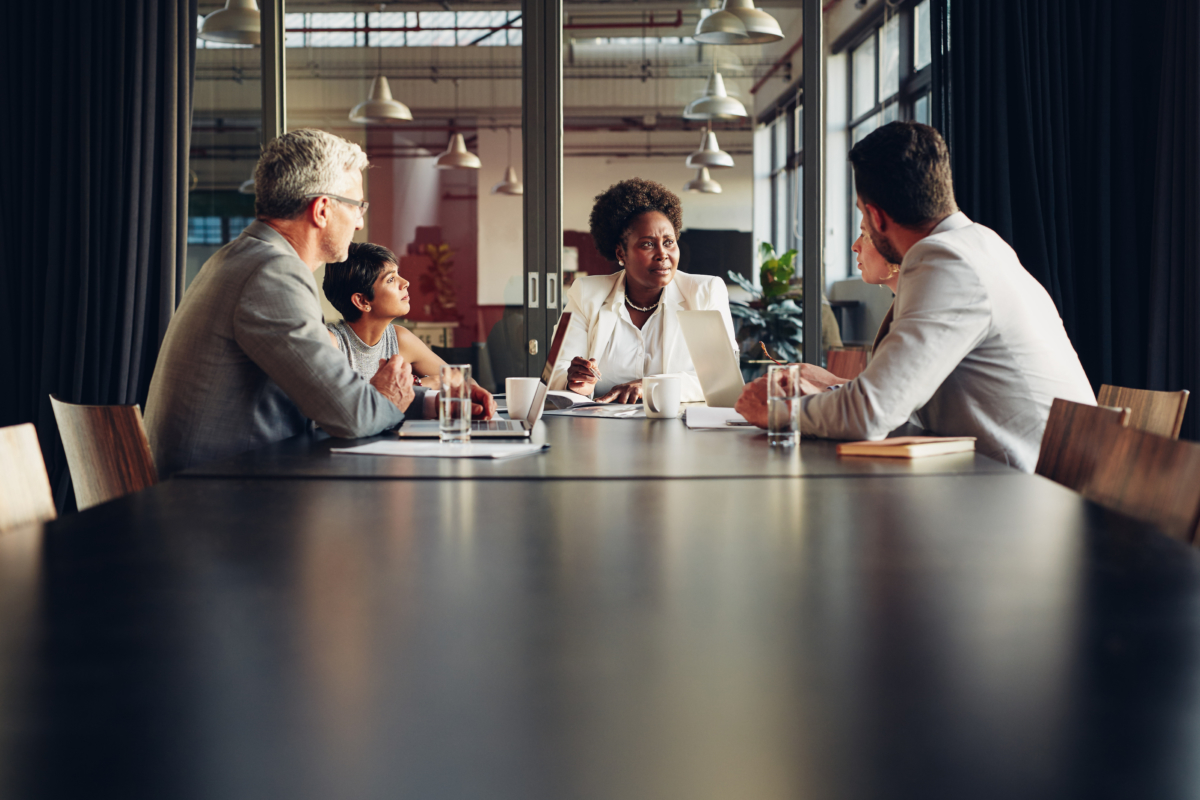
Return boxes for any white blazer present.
[549,270,738,402]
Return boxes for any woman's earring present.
[889,264,901,276]
[619,261,624,267]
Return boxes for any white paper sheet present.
[330,441,548,459]
[541,405,648,419]
[684,406,751,429]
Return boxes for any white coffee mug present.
[505,377,541,422]
[643,374,681,419]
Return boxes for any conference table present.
[3,413,1200,799]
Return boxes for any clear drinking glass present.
[439,364,472,443]
[767,364,801,447]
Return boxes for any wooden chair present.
[49,396,158,510]
[1085,426,1200,545]
[1097,384,1189,439]
[0,423,57,530]
[826,348,868,381]
[1035,399,1130,492]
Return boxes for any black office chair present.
[485,306,526,390]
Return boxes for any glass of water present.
[439,364,472,443]
[767,364,801,447]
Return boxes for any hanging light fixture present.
[349,76,413,123]
[695,0,784,45]
[683,71,748,120]
[692,5,749,45]
[436,80,481,169]
[684,167,723,194]
[436,134,481,169]
[686,127,735,169]
[198,0,261,45]
[491,129,523,195]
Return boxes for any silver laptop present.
[397,312,572,438]
[678,310,745,408]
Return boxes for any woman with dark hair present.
[323,242,495,416]
[549,178,737,404]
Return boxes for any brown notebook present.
[836,436,976,458]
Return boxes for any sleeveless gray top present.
[327,320,400,382]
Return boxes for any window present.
[846,0,933,237]
[768,109,800,257]
[197,11,525,49]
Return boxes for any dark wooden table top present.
[3,474,1198,799]
[176,414,1016,481]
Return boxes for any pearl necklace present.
[625,291,663,313]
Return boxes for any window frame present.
[844,0,932,251]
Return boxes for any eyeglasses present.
[304,193,369,216]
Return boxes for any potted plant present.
[727,242,803,380]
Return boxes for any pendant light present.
[349,76,413,124]
[198,0,261,45]
[436,81,480,169]
[683,71,747,120]
[692,5,748,45]
[695,0,784,45]
[350,39,412,124]
[686,127,735,169]
[491,129,523,195]
[684,167,723,194]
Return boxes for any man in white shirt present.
[736,122,1095,472]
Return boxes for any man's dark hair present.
[589,178,684,262]
[848,121,957,227]
[322,242,397,322]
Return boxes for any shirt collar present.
[929,211,972,235]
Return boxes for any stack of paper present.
[684,407,752,430]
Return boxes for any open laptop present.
[678,310,745,408]
[397,312,572,438]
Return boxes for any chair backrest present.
[49,396,158,510]
[0,423,57,530]
[1097,384,1189,439]
[1035,399,1131,492]
[1085,426,1200,545]
[826,348,868,381]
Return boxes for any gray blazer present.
[145,221,415,477]
[800,213,1096,472]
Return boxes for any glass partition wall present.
[190,1,764,384]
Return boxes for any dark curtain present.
[934,0,1200,438]
[0,1,197,509]
[1146,0,1200,439]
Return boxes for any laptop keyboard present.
[473,420,523,431]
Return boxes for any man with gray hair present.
[147,129,427,476]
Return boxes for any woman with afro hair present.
[548,178,737,404]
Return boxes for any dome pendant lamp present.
[436,81,481,170]
[684,167,723,194]
[199,0,261,45]
[686,127,735,169]
[683,71,748,120]
[349,76,413,124]
[436,134,482,170]
[693,5,748,45]
[695,0,784,45]
[491,129,524,195]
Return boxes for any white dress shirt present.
[800,212,1096,472]
[594,302,664,396]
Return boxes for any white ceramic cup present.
[505,377,541,422]
[643,374,682,419]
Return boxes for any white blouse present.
[594,300,664,396]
